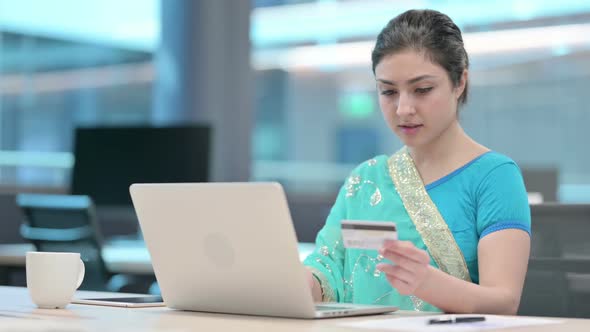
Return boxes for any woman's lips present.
[399,124,423,135]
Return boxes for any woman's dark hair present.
[371,9,469,105]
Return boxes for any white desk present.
[0,286,589,331]
[0,241,316,275]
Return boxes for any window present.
[251,0,590,202]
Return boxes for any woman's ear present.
[456,69,468,100]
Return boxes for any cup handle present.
[76,258,85,289]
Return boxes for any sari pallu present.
[304,148,470,311]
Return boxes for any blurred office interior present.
[0,0,589,316]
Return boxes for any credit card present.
[341,220,397,250]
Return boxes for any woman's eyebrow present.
[376,75,437,86]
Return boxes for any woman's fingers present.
[383,271,413,296]
[376,263,414,284]
[379,249,425,272]
[380,240,430,264]
[377,240,432,296]
[377,263,427,295]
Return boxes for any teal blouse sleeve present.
[302,183,348,301]
[476,162,531,239]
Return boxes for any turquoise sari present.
[303,148,471,312]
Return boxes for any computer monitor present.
[71,125,211,207]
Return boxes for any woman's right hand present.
[304,266,323,302]
[305,268,315,290]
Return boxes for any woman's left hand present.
[376,240,432,296]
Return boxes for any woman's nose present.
[396,94,416,116]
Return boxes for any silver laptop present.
[130,182,398,319]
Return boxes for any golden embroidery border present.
[387,148,471,282]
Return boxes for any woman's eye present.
[416,87,433,94]
[381,90,397,96]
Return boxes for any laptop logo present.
[203,233,235,268]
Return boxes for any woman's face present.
[375,50,466,148]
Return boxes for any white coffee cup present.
[26,251,85,309]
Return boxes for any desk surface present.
[0,241,316,275]
[1,286,589,332]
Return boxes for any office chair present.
[0,193,28,287]
[518,204,590,318]
[286,191,336,243]
[16,193,142,292]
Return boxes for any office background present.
[0,0,588,240]
[0,0,589,317]
[0,0,588,200]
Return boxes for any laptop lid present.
[130,182,318,318]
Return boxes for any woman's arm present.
[302,182,350,302]
[377,229,530,314]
